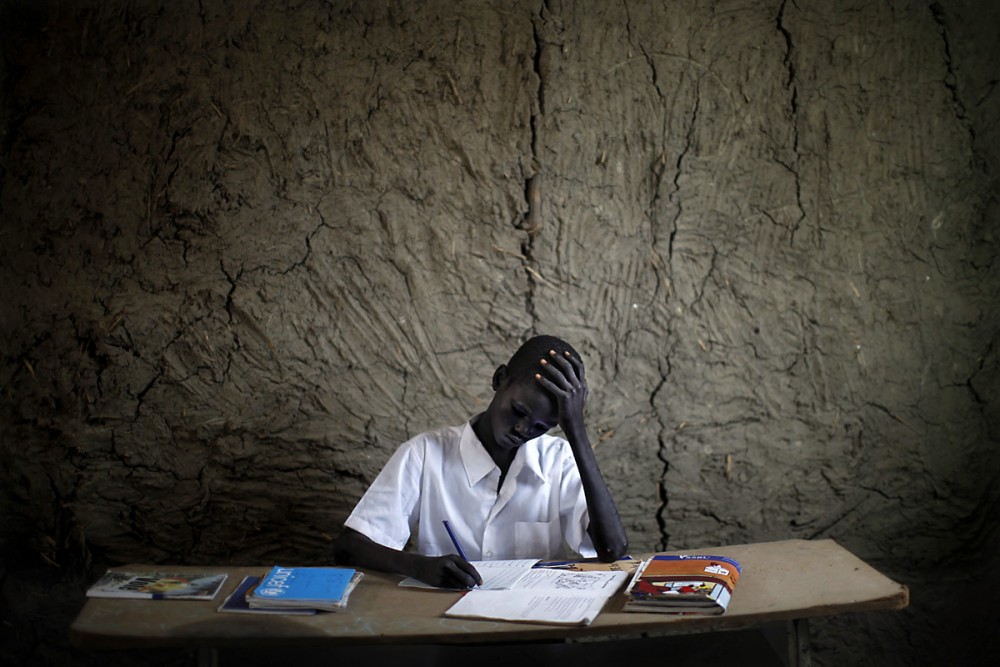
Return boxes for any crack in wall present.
[967,343,992,445]
[518,4,548,331]
[929,3,979,161]
[929,3,965,124]
[650,354,673,550]
[221,259,242,325]
[625,0,677,281]
[626,0,681,550]
[668,86,699,286]
[776,0,806,244]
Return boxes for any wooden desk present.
[70,539,908,666]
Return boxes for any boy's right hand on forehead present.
[536,349,588,432]
[416,555,482,589]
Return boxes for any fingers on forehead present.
[543,349,584,377]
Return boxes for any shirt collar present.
[460,419,546,486]
[460,421,497,486]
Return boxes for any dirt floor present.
[1,1,998,665]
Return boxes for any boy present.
[333,335,628,588]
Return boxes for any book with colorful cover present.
[86,571,228,600]
[217,575,318,615]
[246,566,363,612]
[623,554,742,615]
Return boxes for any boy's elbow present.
[332,537,348,565]
[332,528,360,565]
[595,538,629,563]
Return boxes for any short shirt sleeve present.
[343,437,424,549]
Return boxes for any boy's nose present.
[514,420,529,436]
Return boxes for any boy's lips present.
[505,433,526,447]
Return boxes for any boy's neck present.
[471,412,515,476]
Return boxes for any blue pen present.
[442,520,469,561]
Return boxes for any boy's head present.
[493,335,582,389]
[481,335,583,453]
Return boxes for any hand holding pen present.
[438,520,481,589]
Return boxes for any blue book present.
[217,575,317,615]
[246,566,363,612]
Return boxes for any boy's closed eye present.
[512,404,555,434]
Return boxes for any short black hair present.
[503,335,582,385]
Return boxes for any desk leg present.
[790,618,811,667]
[197,647,218,667]
[762,619,812,667]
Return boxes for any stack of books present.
[622,554,741,615]
[219,566,363,614]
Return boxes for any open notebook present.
[400,558,628,626]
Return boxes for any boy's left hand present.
[536,349,588,434]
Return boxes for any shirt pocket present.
[514,520,558,559]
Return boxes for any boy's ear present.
[491,364,508,391]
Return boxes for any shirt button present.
[485,551,493,559]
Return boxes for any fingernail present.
[540,359,547,365]
[549,349,556,355]
[535,373,542,379]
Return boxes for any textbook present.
[622,554,742,615]
[444,568,628,626]
[218,575,317,615]
[246,566,363,612]
[86,571,228,600]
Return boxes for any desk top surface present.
[70,538,908,650]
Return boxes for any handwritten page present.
[474,559,541,589]
[399,559,539,590]
[444,569,628,626]
[502,568,624,591]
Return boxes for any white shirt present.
[344,420,596,561]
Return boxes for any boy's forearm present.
[333,528,421,578]
[563,426,629,561]
[334,528,481,588]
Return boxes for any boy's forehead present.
[507,379,557,414]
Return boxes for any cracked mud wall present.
[1,1,997,665]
